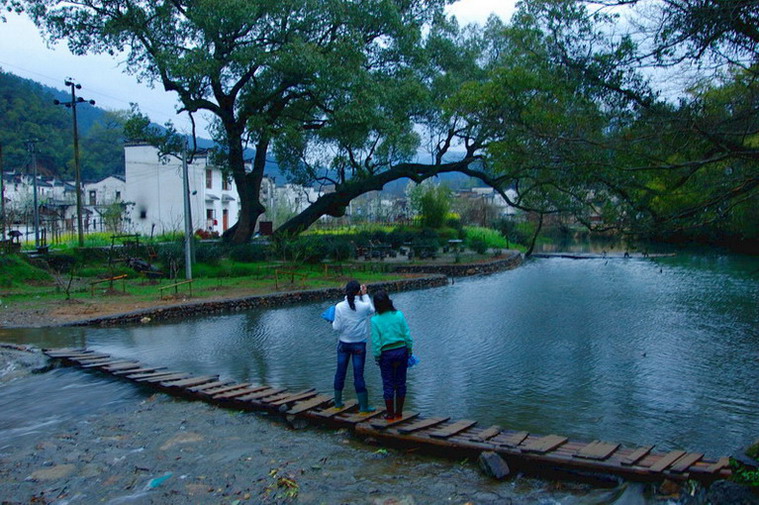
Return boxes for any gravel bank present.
[0,347,616,505]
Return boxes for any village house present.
[124,143,243,237]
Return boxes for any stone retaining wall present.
[392,251,523,277]
[67,252,523,327]
[67,275,449,327]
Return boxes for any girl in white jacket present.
[332,279,375,412]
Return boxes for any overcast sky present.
[0,1,517,139]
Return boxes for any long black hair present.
[345,280,361,310]
[373,290,396,314]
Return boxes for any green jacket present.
[371,310,413,359]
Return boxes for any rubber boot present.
[333,390,344,409]
[395,396,405,419]
[383,398,395,420]
[357,391,375,413]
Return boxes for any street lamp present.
[54,79,95,247]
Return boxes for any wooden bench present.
[158,279,194,299]
[89,274,128,296]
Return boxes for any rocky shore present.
[1,346,603,505]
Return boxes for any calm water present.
[3,252,758,458]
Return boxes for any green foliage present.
[730,459,759,487]
[496,219,534,248]
[0,71,126,180]
[228,244,270,263]
[408,182,452,229]
[0,254,51,287]
[45,253,80,273]
[464,227,507,252]
[193,242,223,266]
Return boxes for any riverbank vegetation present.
[0,221,522,325]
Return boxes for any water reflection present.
[3,253,758,459]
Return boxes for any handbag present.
[321,305,336,323]
[407,354,419,368]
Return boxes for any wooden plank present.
[138,373,190,384]
[312,400,358,418]
[574,440,620,461]
[649,450,687,472]
[521,434,568,454]
[103,362,143,372]
[370,412,420,429]
[396,417,450,434]
[259,389,309,405]
[187,380,234,392]
[82,359,131,368]
[160,375,219,388]
[287,395,332,415]
[705,457,730,474]
[342,409,387,425]
[127,370,182,380]
[494,431,529,448]
[212,386,271,400]
[671,453,703,473]
[73,355,112,363]
[269,389,318,407]
[429,420,478,439]
[113,367,164,376]
[236,387,287,401]
[470,425,501,443]
[620,445,654,466]
[202,383,257,396]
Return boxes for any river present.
[3,251,758,461]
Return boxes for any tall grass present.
[463,226,508,250]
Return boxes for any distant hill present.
[1,70,474,190]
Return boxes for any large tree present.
[11,0,449,242]
[445,0,758,243]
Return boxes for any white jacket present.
[332,295,375,343]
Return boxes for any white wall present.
[124,144,240,237]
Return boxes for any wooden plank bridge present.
[43,348,731,485]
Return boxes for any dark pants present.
[334,341,367,394]
[379,347,408,401]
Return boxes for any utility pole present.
[54,79,95,247]
[181,148,193,280]
[0,143,5,242]
[27,139,40,248]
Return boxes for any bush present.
[324,237,355,262]
[464,227,507,252]
[46,253,80,273]
[194,242,223,266]
[228,244,269,263]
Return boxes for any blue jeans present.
[379,347,408,400]
[334,341,367,394]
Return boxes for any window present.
[89,190,97,205]
[205,169,213,189]
[222,177,230,191]
[115,191,121,200]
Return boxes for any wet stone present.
[478,451,510,480]
[27,464,76,481]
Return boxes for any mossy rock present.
[747,440,759,460]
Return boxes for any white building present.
[83,175,125,207]
[124,143,243,237]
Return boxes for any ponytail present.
[345,280,361,311]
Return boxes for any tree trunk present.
[525,212,544,257]
[274,159,478,237]
[227,132,269,244]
